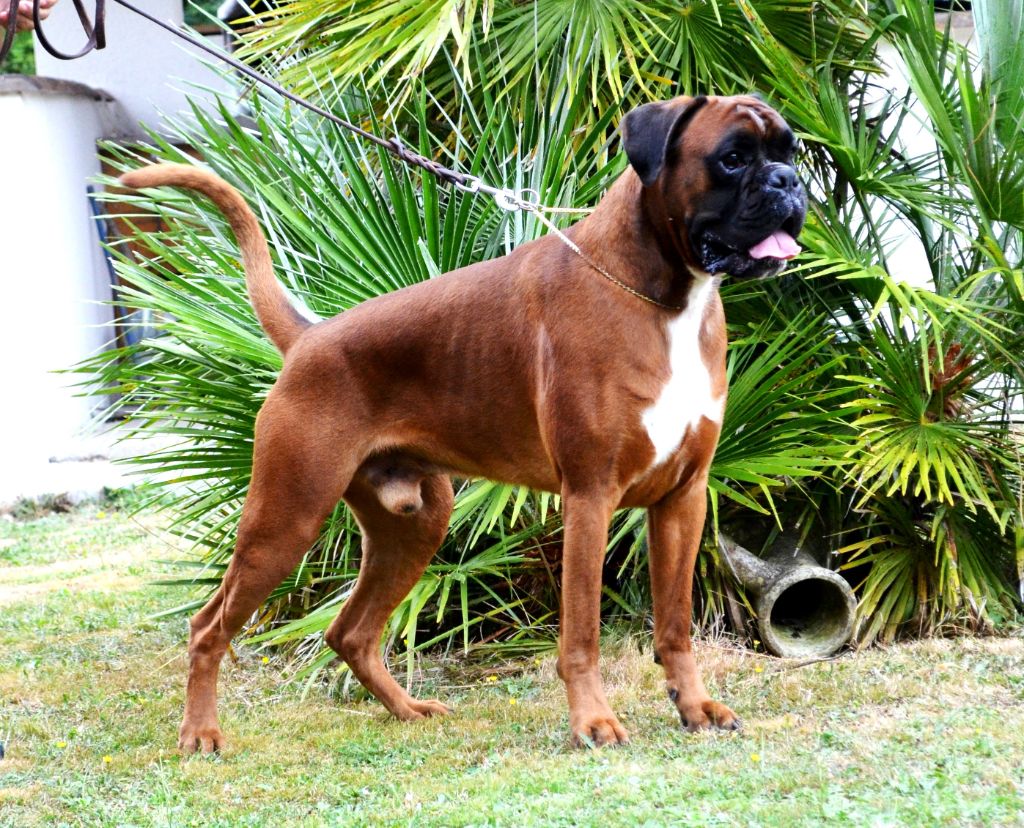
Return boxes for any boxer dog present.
[120,94,806,753]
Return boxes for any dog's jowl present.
[121,94,807,753]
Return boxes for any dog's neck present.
[572,172,704,312]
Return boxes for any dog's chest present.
[641,276,724,467]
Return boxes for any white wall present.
[33,0,234,137]
[874,12,977,289]
[0,2,239,500]
[0,78,124,471]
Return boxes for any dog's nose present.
[767,166,800,192]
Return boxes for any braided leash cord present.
[1,0,679,312]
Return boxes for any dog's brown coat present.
[121,95,795,753]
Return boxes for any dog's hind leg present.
[178,399,357,754]
[325,473,454,720]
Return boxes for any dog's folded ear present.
[622,96,707,187]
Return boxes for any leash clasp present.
[453,175,482,194]
[453,178,538,213]
[491,187,539,212]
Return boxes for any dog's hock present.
[719,533,856,659]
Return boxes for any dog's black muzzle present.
[734,162,807,243]
[692,162,808,278]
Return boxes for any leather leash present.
[1,0,685,313]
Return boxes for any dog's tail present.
[119,163,318,355]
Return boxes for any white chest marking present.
[642,274,724,466]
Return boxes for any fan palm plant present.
[81,0,1022,677]
[238,1,873,112]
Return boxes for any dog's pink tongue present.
[748,231,800,260]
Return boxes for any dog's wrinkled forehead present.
[622,94,794,187]
[725,96,790,136]
[683,96,794,158]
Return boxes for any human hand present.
[0,0,58,33]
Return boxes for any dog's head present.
[622,94,807,279]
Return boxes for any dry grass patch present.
[1,507,1022,827]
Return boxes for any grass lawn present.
[1,505,1022,827]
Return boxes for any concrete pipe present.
[718,534,856,659]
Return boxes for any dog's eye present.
[721,152,747,172]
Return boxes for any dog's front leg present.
[648,477,740,732]
[557,489,629,747]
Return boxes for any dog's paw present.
[178,721,226,755]
[570,709,630,748]
[673,693,740,733]
[394,698,453,721]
